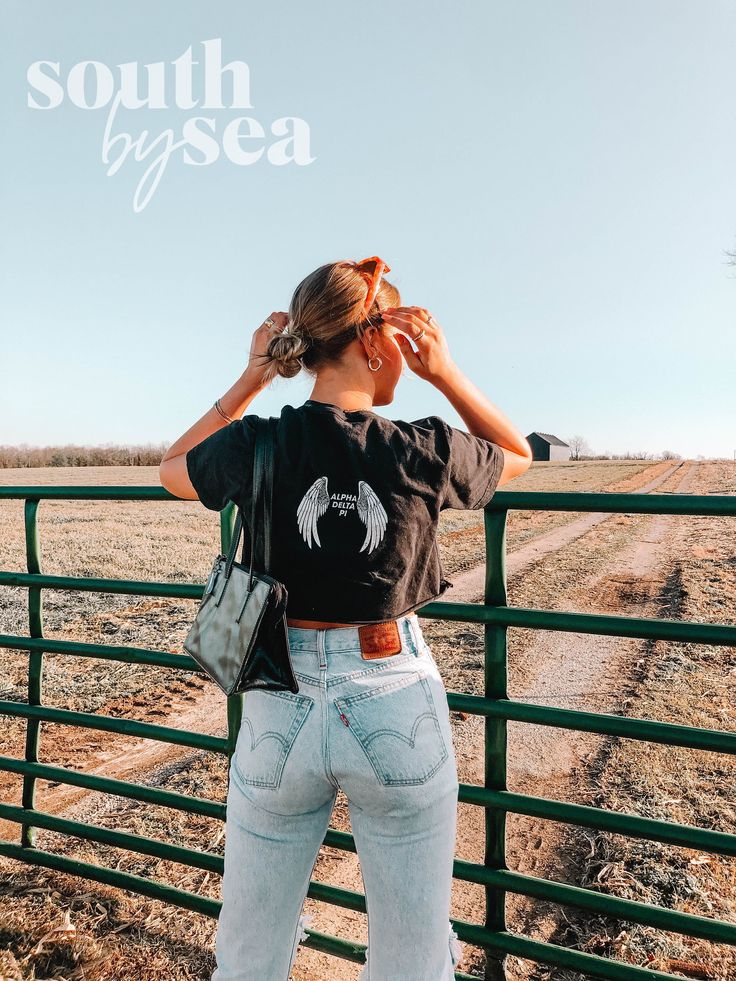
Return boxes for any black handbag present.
[183,415,299,695]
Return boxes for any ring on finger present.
[414,327,426,340]
[264,317,276,327]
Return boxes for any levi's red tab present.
[358,620,403,659]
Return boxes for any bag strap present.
[223,417,267,582]
[260,416,277,570]
[223,415,278,587]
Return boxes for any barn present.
[526,432,571,462]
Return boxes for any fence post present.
[21,499,44,848]
[484,506,509,981]
[221,503,243,760]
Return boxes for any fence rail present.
[0,483,734,980]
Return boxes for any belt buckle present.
[358,620,402,659]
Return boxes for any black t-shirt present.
[185,399,504,624]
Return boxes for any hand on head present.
[380,307,456,385]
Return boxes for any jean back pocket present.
[233,689,313,789]
[334,671,448,786]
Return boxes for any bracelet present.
[214,398,236,423]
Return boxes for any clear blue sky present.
[2,1,734,459]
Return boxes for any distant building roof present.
[527,432,570,447]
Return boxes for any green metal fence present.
[0,483,734,980]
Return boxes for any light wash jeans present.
[211,614,463,981]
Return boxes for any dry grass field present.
[0,458,733,980]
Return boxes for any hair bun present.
[259,258,400,387]
[266,327,310,379]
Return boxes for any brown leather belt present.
[286,614,418,660]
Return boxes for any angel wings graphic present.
[296,477,388,553]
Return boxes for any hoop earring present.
[367,355,382,372]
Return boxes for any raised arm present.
[158,313,283,501]
[433,364,532,485]
[382,306,532,486]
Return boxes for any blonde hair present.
[259,260,401,384]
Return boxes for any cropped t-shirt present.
[185,399,505,624]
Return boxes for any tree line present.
[566,436,683,461]
[0,440,688,469]
[0,443,170,468]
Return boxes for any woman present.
[159,257,532,980]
